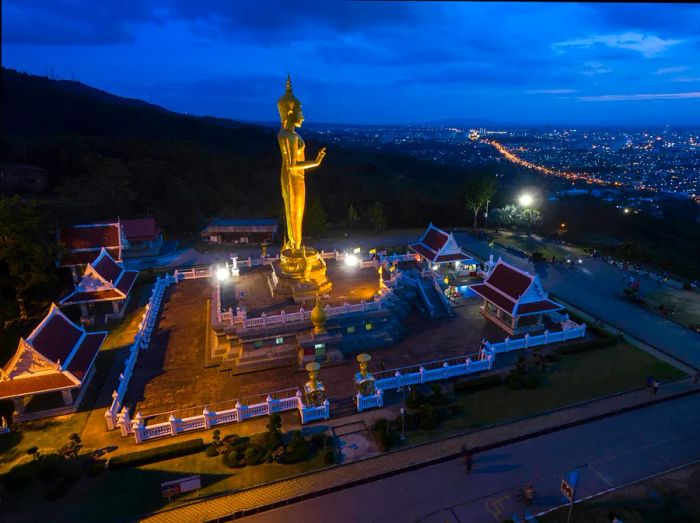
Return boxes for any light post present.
[484,199,490,229]
[400,407,406,441]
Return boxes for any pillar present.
[80,303,89,320]
[12,397,25,415]
[112,300,121,313]
[61,389,74,406]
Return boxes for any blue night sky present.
[3,1,700,126]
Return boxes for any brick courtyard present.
[126,277,508,422]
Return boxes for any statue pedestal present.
[274,247,332,304]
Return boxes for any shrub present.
[449,404,463,415]
[558,337,617,355]
[5,462,37,490]
[244,445,265,466]
[109,438,204,469]
[323,448,336,464]
[204,445,219,457]
[38,452,65,479]
[223,449,244,468]
[453,374,502,394]
[373,419,389,433]
[44,480,73,501]
[229,436,250,448]
[506,371,523,390]
[418,404,438,430]
[280,438,310,464]
[83,458,106,478]
[531,251,544,262]
[257,430,283,452]
[436,406,451,420]
[266,413,283,432]
[521,374,541,389]
[375,431,393,452]
[406,391,426,409]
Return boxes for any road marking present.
[485,494,510,521]
[589,464,614,487]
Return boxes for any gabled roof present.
[201,218,278,233]
[60,248,138,305]
[0,304,107,399]
[409,223,475,264]
[120,217,161,242]
[469,258,563,316]
[58,222,123,266]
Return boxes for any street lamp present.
[216,266,230,281]
[518,193,534,207]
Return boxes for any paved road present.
[454,232,700,369]
[242,393,700,523]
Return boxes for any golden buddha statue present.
[277,75,326,251]
[276,76,331,295]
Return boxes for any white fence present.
[355,321,587,412]
[104,273,177,430]
[484,324,586,354]
[119,390,330,443]
[174,266,212,280]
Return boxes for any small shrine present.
[354,353,376,396]
[469,258,563,335]
[303,362,326,407]
[409,223,477,271]
[0,304,107,420]
[59,248,139,322]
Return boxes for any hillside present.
[1,68,480,235]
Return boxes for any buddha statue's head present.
[277,75,304,129]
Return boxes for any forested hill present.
[1,68,481,235]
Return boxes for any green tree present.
[305,197,327,239]
[346,204,359,235]
[465,175,497,228]
[0,196,56,319]
[367,201,387,231]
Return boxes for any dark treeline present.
[1,68,491,236]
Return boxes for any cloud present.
[655,66,690,75]
[673,77,700,83]
[577,92,700,102]
[554,32,684,57]
[527,89,577,95]
[581,62,612,76]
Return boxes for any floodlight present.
[518,193,534,207]
[216,267,230,281]
[345,254,359,267]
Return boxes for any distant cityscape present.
[309,124,700,201]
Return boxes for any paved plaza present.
[122,277,505,421]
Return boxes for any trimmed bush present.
[204,445,219,457]
[280,440,310,464]
[229,436,250,448]
[558,337,617,355]
[257,430,282,452]
[418,404,438,430]
[223,449,244,468]
[453,374,502,394]
[373,419,389,433]
[374,430,393,452]
[323,448,336,464]
[244,445,265,466]
[109,438,204,469]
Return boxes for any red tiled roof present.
[60,247,122,267]
[121,217,160,242]
[92,252,123,283]
[60,224,120,250]
[28,311,83,364]
[409,243,437,261]
[469,283,515,314]
[116,270,138,295]
[61,289,124,304]
[0,373,76,399]
[517,300,563,315]
[486,264,532,300]
[434,252,472,263]
[422,228,449,252]
[66,331,106,381]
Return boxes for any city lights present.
[344,254,359,267]
[216,266,230,281]
[519,193,534,207]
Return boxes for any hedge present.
[109,438,204,469]
[453,374,502,394]
[557,336,618,355]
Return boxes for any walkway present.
[140,377,700,522]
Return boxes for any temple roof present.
[60,248,139,305]
[58,222,123,267]
[119,217,161,242]
[0,305,107,399]
[201,218,279,233]
[469,258,563,316]
[409,223,475,264]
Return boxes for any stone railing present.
[484,323,586,354]
[174,266,212,281]
[104,273,177,430]
[122,389,330,443]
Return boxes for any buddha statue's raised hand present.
[315,146,327,166]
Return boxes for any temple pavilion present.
[58,221,125,282]
[60,248,138,322]
[0,305,107,420]
[409,223,477,270]
[469,258,563,335]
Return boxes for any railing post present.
[504,337,510,351]
[488,353,495,370]
[261,313,267,327]
[235,400,245,421]
[203,407,211,429]
[524,333,530,349]
[281,310,286,324]
[544,329,549,344]
[168,414,179,436]
[117,406,131,436]
[376,389,384,409]
[419,366,426,384]
[443,361,450,379]
[132,412,144,444]
[395,370,402,388]
[356,392,364,413]
[323,399,330,420]
[465,356,471,373]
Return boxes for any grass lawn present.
[641,288,700,329]
[540,463,700,523]
[405,342,685,445]
[491,231,587,260]
[2,434,330,523]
